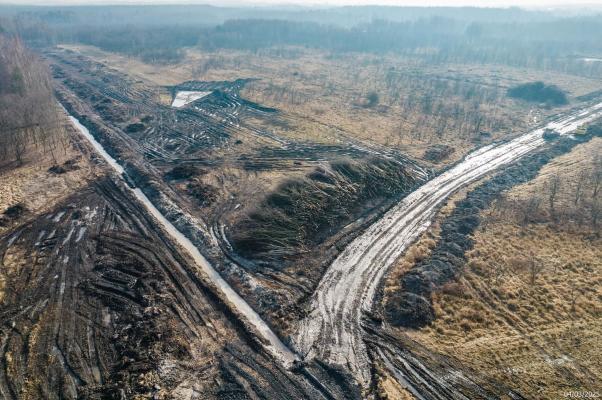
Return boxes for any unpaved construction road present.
[69,115,299,367]
[294,101,602,388]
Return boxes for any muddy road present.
[294,101,602,389]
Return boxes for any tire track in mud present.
[67,109,368,399]
[0,176,358,399]
[294,101,602,392]
[68,114,301,367]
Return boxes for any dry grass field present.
[390,138,602,399]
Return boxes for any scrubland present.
[392,137,602,399]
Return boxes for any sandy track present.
[294,101,602,387]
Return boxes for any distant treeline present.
[1,5,602,74]
[73,26,203,64]
[200,18,602,76]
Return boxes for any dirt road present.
[294,101,602,388]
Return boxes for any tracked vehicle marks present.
[0,177,359,398]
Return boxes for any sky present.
[2,0,602,7]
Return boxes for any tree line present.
[0,35,66,166]
[2,6,602,75]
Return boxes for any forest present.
[0,35,65,166]
[0,5,601,76]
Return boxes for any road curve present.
[294,101,602,386]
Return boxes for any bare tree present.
[592,156,602,199]
[567,280,584,313]
[0,35,65,166]
[592,198,601,231]
[490,262,506,285]
[528,256,545,285]
[520,195,541,226]
[547,174,561,221]
[574,170,587,206]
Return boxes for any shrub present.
[507,81,568,106]
[186,180,218,207]
[164,165,202,181]
[365,91,379,108]
[125,122,145,133]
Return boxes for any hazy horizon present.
[2,0,602,9]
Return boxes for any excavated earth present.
[0,174,361,399]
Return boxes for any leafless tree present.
[520,195,541,226]
[547,174,561,221]
[592,156,602,199]
[567,280,584,313]
[592,198,601,231]
[528,256,545,285]
[490,262,506,285]
[0,35,66,166]
[574,170,587,206]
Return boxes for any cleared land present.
[0,117,359,399]
[46,46,430,338]
[0,121,98,236]
[38,45,602,396]
[47,45,602,337]
[59,44,602,164]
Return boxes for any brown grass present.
[397,138,602,399]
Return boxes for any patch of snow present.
[62,227,74,245]
[171,91,212,108]
[86,207,98,220]
[35,230,46,246]
[75,227,87,243]
[68,116,124,174]
[53,211,66,223]
[7,232,20,247]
